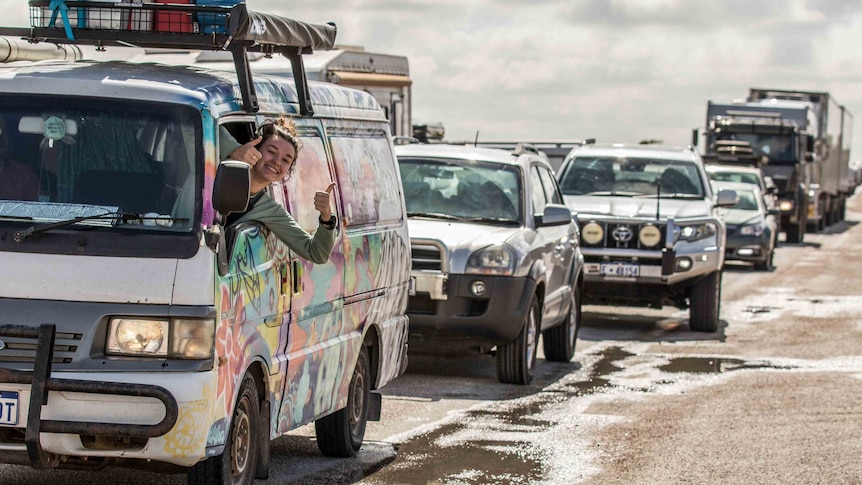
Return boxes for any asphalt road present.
[2,191,861,484]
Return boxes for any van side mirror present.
[212,160,251,216]
[715,189,738,208]
[536,203,573,227]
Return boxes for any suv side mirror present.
[213,160,251,216]
[715,189,738,208]
[536,203,573,227]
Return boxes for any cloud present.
[0,0,859,156]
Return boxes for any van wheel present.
[188,375,260,485]
[542,289,580,362]
[496,295,539,385]
[689,271,721,332]
[315,345,370,457]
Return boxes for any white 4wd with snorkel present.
[557,143,737,332]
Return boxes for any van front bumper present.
[0,324,214,469]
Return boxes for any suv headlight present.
[675,222,717,242]
[107,317,215,359]
[466,244,516,276]
[739,223,765,236]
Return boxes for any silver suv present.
[395,143,584,385]
[557,144,737,332]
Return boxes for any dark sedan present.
[714,181,780,270]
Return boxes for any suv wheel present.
[689,271,721,332]
[543,289,580,362]
[496,294,539,385]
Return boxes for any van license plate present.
[600,263,639,277]
[0,391,19,426]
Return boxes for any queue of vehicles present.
[0,3,856,484]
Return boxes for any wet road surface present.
[3,194,862,484]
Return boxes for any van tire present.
[496,295,539,385]
[188,375,260,485]
[543,289,580,362]
[315,345,370,457]
[689,271,721,332]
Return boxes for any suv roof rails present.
[512,143,540,156]
[1,1,337,115]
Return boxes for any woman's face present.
[250,135,296,191]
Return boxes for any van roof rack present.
[0,1,337,115]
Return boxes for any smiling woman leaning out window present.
[221,117,337,264]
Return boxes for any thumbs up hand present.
[228,136,263,165]
[314,182,337,221]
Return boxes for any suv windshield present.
[399,157,522,223]
[559,156,705,198]
[0,96,199,234]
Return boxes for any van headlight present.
[675,222,717,242]
[107,317,214,359]
[466,244,516,276]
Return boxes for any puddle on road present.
[744,306,777,314]
[362,347,794,484]
[661,356,797,374]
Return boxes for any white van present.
[0,4,410,484]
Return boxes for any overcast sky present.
[3,0,861,156]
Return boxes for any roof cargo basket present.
[0,1,338,115]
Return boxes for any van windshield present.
[0,96,202,258]
[0,96,200,233]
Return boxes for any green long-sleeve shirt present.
[232,192,335,264]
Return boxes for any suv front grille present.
[412,244,444,271]
[580,221,667,250]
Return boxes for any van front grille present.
[0,330,80,368]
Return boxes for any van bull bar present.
[0,324,178,468]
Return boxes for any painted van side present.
[0,60,410,471]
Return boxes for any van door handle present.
[280,263,290,295]
[292,260,303,295]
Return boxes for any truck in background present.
[702,88,853,243]
[747,89,854,233]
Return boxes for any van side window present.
[218,121,256,160]
[329,132,401,227]
[276,129,332,230]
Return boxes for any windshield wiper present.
[459,217,519,224]
[638,193,702,200]
[407,212,464,221]
[14,212,187,242]
[583,191,643,197]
